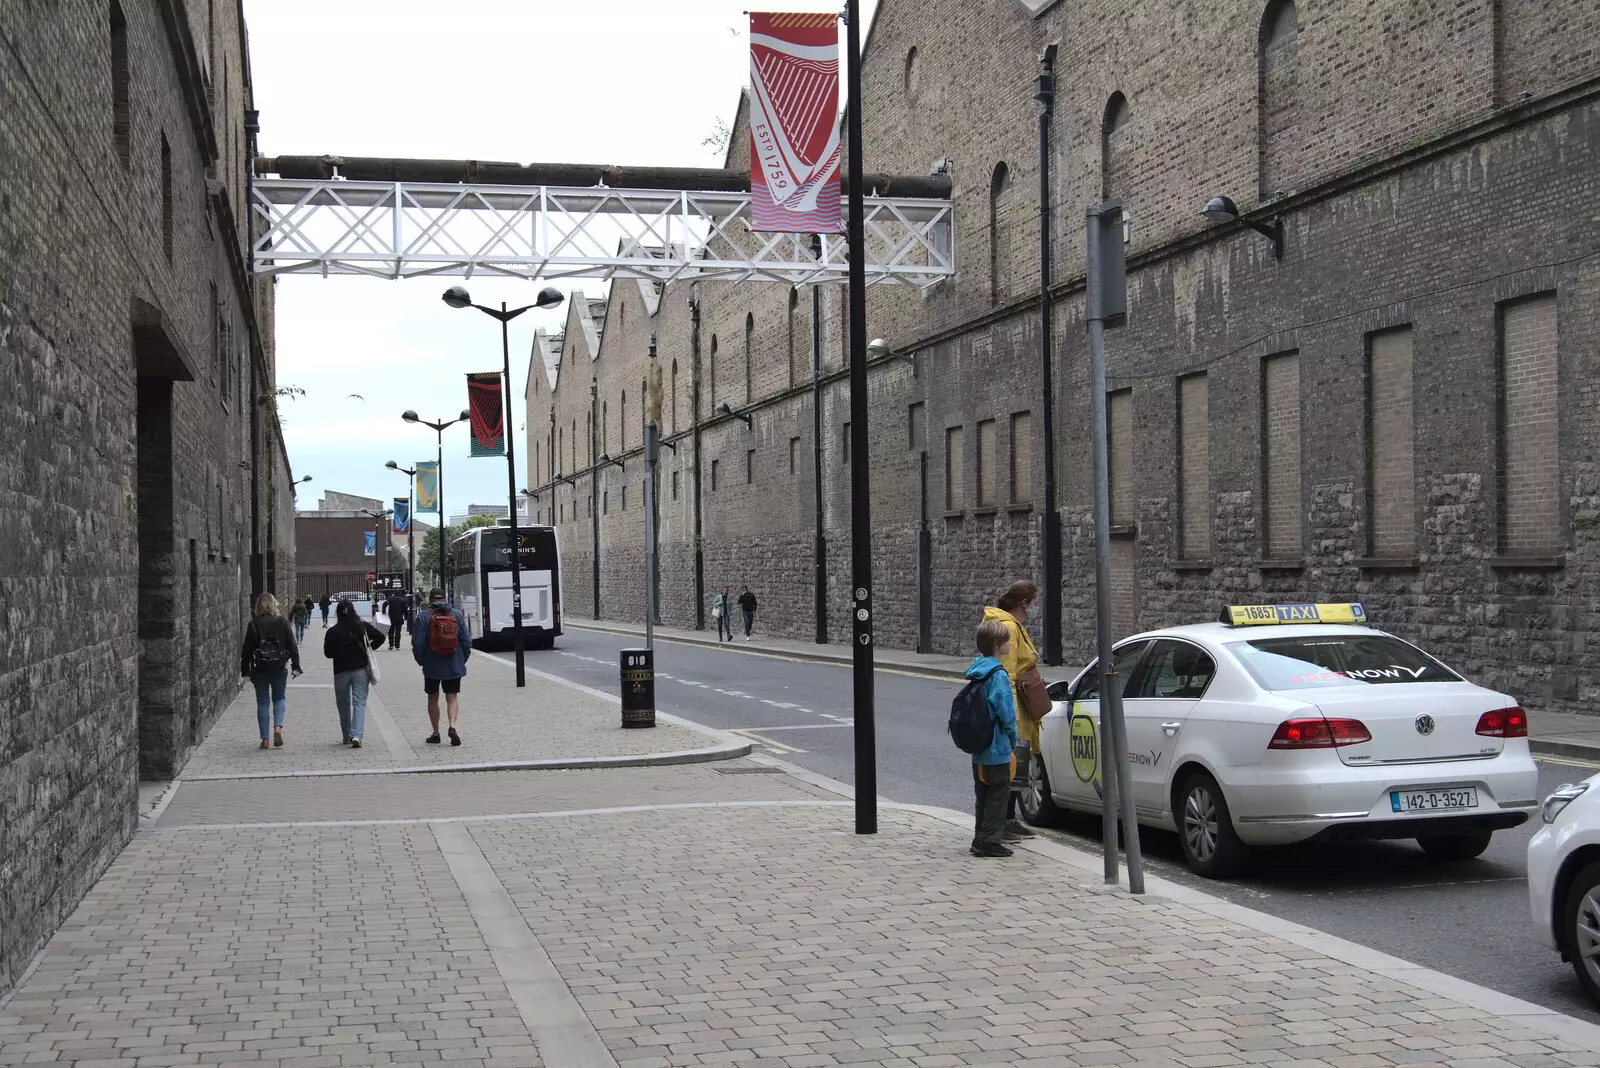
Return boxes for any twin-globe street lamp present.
[400,410,471,596]
[384,462,417,596]
[441,284,564,688]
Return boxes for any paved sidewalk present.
[182,644,735,779]
[6,757,1600,1066]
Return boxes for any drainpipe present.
[690,289,705,630]
[811,235,827,644]
[1036,43,1063,666]
[590,374,600,619]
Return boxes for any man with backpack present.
[412,587,471,746]
[950,619,1020,857]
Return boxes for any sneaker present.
[969,843,1014,858]
[448,728,461,747]
[1001,832,1023,844]
[350,738,361,749]
[1004,820,1037,839]
[426,733,441,744]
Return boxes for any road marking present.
[728,729,807,755]
[1538,755,1600,770]
[726,722,851,732]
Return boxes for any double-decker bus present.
[450,520,562,649]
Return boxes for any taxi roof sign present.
[1221,603,1368,627]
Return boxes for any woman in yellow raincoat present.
[980,579,1041,840]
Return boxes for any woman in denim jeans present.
[239,593,302,750]
[324,599,384,747]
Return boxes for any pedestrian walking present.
[318,592,331,628]
[413,586,471,746]
[981,579,1048,842]
[404,590,417,634]
[289,595,309,643]
[712,586,733,642]
[737,585,758,641]
[324,599,384,747]
[966,619,1019,857]
[384,591,407,650]
[239,592,301,750]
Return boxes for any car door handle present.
[1161,722,1182,736]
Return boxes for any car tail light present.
[1476,707,1527,738]
[1268,717,1372,749]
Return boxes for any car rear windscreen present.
[1226,634,1462,690]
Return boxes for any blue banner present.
[363,531,376,556]
[393,498,410,535]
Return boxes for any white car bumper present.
[1221,746,1540,846]
[1528,821,1561,951]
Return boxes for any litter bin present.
[619,648,655,729]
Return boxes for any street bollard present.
[619,648,656,729]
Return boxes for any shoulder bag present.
[1018,664,1051,721]
[360,626,381,687]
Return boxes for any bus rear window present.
[479,529,557,572]
[1227,635,1461,690]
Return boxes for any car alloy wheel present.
[1183,783,1219,864]
[1176,770,1249,878]
[1565,862,1600,1007]
[1017,754,1044,823]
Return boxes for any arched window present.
[710,334,719,408]
[1101,92,1131,200]
[1258,0,1300,197]
[639,379,646,443]
[671,359,679,434]
[988,161,1010,305]
[788,288,800,387]
[620,392,626,451]
[744,312,755,404]
[904,46,920,98]
[601,402,609,456]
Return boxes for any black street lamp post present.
[441,285,564,688]
[384,461,417,595]
[401,409,470,595]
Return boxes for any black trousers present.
[972,763,1011,848]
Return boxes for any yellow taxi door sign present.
[1069,705,1100,786]
[1222,602,1367,626]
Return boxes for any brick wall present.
[1178,374,1211,559]
[1262,352,1302,560]
[1368,327,1416,559]
[1499,293,1560,555]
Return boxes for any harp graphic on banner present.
[749,12,842,234]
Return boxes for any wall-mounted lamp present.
[868,337,919,377]
[598,454,626,472]
[1200,195,1282,259]
[657,438,678,453]
[552,472,577,488]
[519,488,541,502]
[715,402,752,427]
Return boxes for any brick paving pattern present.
[181,651,711,779]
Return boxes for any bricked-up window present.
[620,391,627,451]
[161,133,173,264]
[746,449,755,484]
[1258,0,1301,198]
[945,425,964,511]
[1101,92,1131,201]
[709,335,718,409]
[1262,352,1302,559]
[670,360,679,434]
[787,288,801,386]
[988,163,1010,305]
[710,459,720,492]
[789,436,800,475]
[908,402,925,451]
[602,402,609,456]
[110,1,130,167]
[1366,328,1415,559]
[1178,375,1210,558]
[603,491,609,515]
[744,313,754,404]
[672,469,679,500]
[1499,293,1560,555]
[622,485,627,511]
[842,421,850,465]
[1009,411,1033,505]
[975,419,997,507]
[1108,390,1134,526]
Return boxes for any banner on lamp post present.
[393,498,410,535]
[748,12,843,235]
[467,372,506,457]
[415,462,439,514]
[363,531,376,557]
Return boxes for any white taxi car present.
[1527,774,1600,1005]
[1028,603,1541,877]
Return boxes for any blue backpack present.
[949,666,1005,753]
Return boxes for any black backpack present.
[250,619,289,672]
[949,666,1005,754]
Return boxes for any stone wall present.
[0,0,291,994]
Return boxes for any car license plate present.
[1390,788,1478,813]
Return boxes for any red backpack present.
[426,609,460,656]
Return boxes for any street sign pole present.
[1086,199,1144,895]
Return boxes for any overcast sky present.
[246,0,871,527]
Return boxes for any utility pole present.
[1037,44,1063,667]
[811,236,827,645]
[590,374,600,620]
[644,335,663,649]
[844,0,877,835]
[690,290,705,631]
[1086,199,1144,894]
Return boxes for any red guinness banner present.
[748,12,842,234]
[467,371,505,457]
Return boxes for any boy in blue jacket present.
[968,619,1020,857]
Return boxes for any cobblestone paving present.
[0,825,545,1067]
[182,650,712,779]
[156,762,840,828]
[472,805,1600,1068]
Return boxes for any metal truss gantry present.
[251,179,954,287]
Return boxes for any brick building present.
[0,1,295,993]
[527,0,1599,715]
[294,492,392,595]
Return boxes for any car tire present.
[1177,770,1250,879]
[1018,753,1068,827]
[1563,862,1600,1007]
[1417,832,1492,862]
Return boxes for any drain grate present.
[713,765,789,775]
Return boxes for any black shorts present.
[424,677,461,695]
